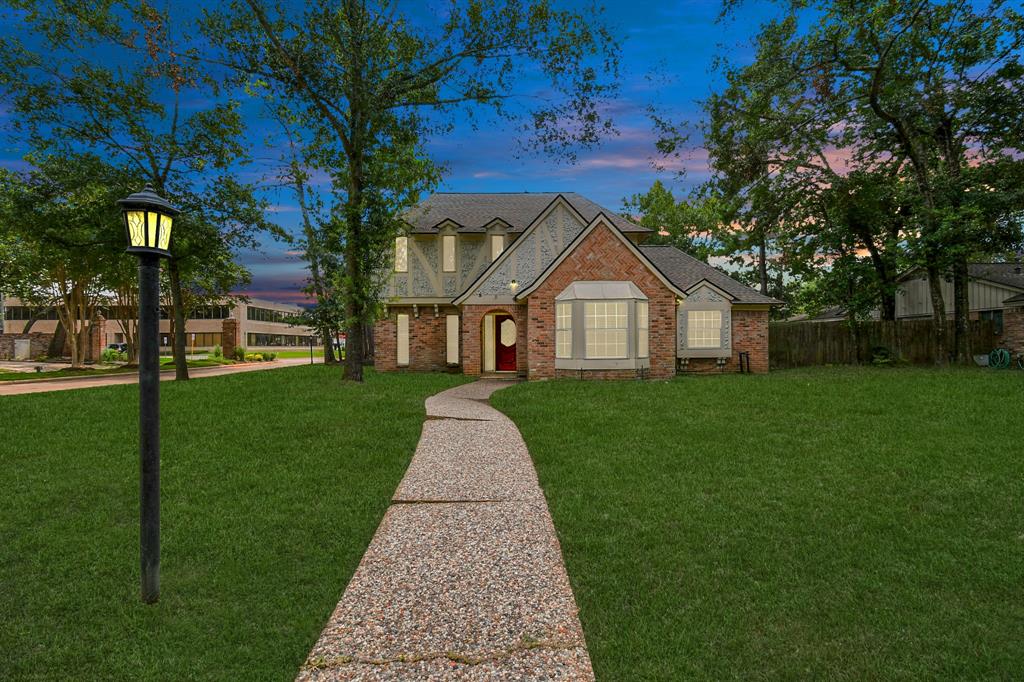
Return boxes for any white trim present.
[682,278,736,301]
[452,195,588,304]
[396,313,410,366]
[445,314,459,364]
[514,215,687,299]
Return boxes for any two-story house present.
[375,192,778,379]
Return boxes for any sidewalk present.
[0,357,315,396]
[297,380,594,681]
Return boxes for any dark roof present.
[639,246,782,305]
[403,192,648,234]
[967,263,1024,290]
[1005,292,1024,304]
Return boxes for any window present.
[442,235,456,272]
[490,234,504,261]
[980,309,1004,335]
[446,314,459,364]
[637,300,649,358]
[395,236,408,272]
[688,310,722,348]
[396,313,410,365]
[246,306,293,324]
[556,303,572,359]
[585,301,628,359]
[246,333,315,347]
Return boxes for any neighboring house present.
[896,263,1024,334]
[375,192,779,379]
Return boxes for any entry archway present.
[480,311,517,372]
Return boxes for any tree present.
[623,180,720,261]
[0,154,136,367]
[0,0,279,378]
[701,0,1024,362]
[201,0,622,381]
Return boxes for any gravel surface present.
[297,380,594,681]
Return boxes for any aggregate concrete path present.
[0,357,314,396]
[297,380,594,681]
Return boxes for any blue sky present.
[1,1,783,304]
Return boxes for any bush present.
[234,346,247,361]
[244,353,264,362]
[263,352,277,361]
[101,348,128,363]
[211,345,223,359]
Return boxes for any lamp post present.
[118,185,179,604]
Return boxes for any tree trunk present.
[952,258,970,364]
[168,259,189,381]
[322,327,336,363]
[48,320,67,359]
[926,265,948,365]
[757,234,769,296]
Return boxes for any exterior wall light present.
[509,279,519,293]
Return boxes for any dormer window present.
[490,234,504,261]
[394,236,408,273]
[442,234,456,272]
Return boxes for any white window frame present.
[584,301,629,359]
[445,314,459,364]
[687,309,722,349]
[396,313,409,366]
[556,302,572,359]
[677,285,732,358]
[490,234,505,262]
[394,236,408,273]
[637,300,649,358]
[441,234,456,273]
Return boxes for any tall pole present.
[310,335,314,365]
[138,254,161,604]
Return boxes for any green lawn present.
[0,358,237,382]
[0,366,466,680]
[491,367,1024,680]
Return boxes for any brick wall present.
[460,304,528,376]
[525,222,677,380]
[1005,303,1024,355]
[0,332,53,360]
[679,308,770,375]
[374,305,461,372]
[88,315,105,362]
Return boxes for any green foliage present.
[244,352,263,362]
[100,348,128,363]
[210,345,223,359]
[233,346,247,361]
[622,180,720,260]
[493,368,1024,679]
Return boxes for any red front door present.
[495,315,517,371]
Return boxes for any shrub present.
[263,352,277,361]
[234,346,247,361]
[101,348,128,363]
[211,345,223,359]
[244,353,264,362]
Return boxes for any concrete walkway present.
[298,380,594,681]
[0,357,315,396]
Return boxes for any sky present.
[1,0,785,304]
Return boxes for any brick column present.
[88,314,106,362]
[222,318,240,357]
[1005,303,1024,356]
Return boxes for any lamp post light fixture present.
[117,185,180,604]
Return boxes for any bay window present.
[554,281,650,370]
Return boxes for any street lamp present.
[118,185,179,604]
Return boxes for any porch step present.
[479,372,522,381]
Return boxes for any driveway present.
[0,357,316,396]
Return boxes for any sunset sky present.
[2,1,787,304]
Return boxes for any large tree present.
[201,0,622,381]
[0,0,278,378]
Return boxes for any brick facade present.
[525,223,677,380]
[0,332,53,360]
[678,308,770,375]
[374,305,461,373]
[459,304,528,377]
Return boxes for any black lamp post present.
[118,185,179,604]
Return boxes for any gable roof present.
[404,192,648,234]
[898,262,1024,291]
[514,215,687,300]
[639,246,782,305]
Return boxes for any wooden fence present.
[769,318,998,368]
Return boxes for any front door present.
[495,315,516,371]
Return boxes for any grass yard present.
[492,367,1024,680]
[0,366,466,680]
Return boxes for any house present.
[374,192,779,380]
[896,263,1024,334]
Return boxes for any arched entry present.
[481,311,517,372]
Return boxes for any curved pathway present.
[297,380,594,681]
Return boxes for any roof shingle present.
[639,245,781,305]
[403,192,648,233]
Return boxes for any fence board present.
[769,319,998,368]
